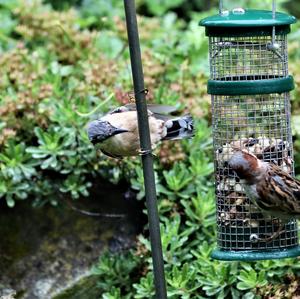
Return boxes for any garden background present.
[1,0,300,298]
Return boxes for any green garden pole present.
[123,0,167,298]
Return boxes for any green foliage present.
[1,0,300,298]
[139,215,195,266]
[0,176,30,207]
[0,141,37,181]
[133,273,155,299]
[80,0,124,19]
[198,263,238,298]
[91,251,140,295]
[27,127,76,170]
[166,263,199,298]
[59,174,92,199]
[86,1,300,297]
[101,287,124,299]
[237,265,267,291]
[0,141,37,206]
[141,0,185,17]
[181,188,215,229]
[163,162,192,192]
[45,0,81,10]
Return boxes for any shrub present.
[1,1,300,298]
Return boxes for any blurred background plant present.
[1,0,300,298]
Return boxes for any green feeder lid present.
[200,9,296,37]
[200,9,296,27]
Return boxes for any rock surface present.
[0,181,144,299]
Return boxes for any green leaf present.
[6,196,15,207]
[242,292,255,299]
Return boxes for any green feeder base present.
[211,247,300,261]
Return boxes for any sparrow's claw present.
[250,224,285,243]
[260,229,285,243]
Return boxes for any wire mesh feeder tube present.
[200,9,300,261]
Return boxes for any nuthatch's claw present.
[138,149,153,156]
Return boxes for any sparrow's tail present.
[162,115,194,140]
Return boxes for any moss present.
[52,276,100,299]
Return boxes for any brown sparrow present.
[229,149,300,241]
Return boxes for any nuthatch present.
[87,104,194,158]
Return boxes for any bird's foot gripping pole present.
[139,149,153,156]
[127,88,149,102]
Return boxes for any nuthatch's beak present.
[87,120,128,145]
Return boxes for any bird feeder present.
[200,2,300,260]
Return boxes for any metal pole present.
[123,1,167,298]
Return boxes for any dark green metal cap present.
[200,9,296,37]
[207,75,294,95]
[200,9,296,27]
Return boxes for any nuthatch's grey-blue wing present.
[87,105,194,158]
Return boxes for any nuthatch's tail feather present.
[163,115,194,140]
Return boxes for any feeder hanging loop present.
[272,0,276,44]
[219,0,223,15]
[267,0,282,59]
